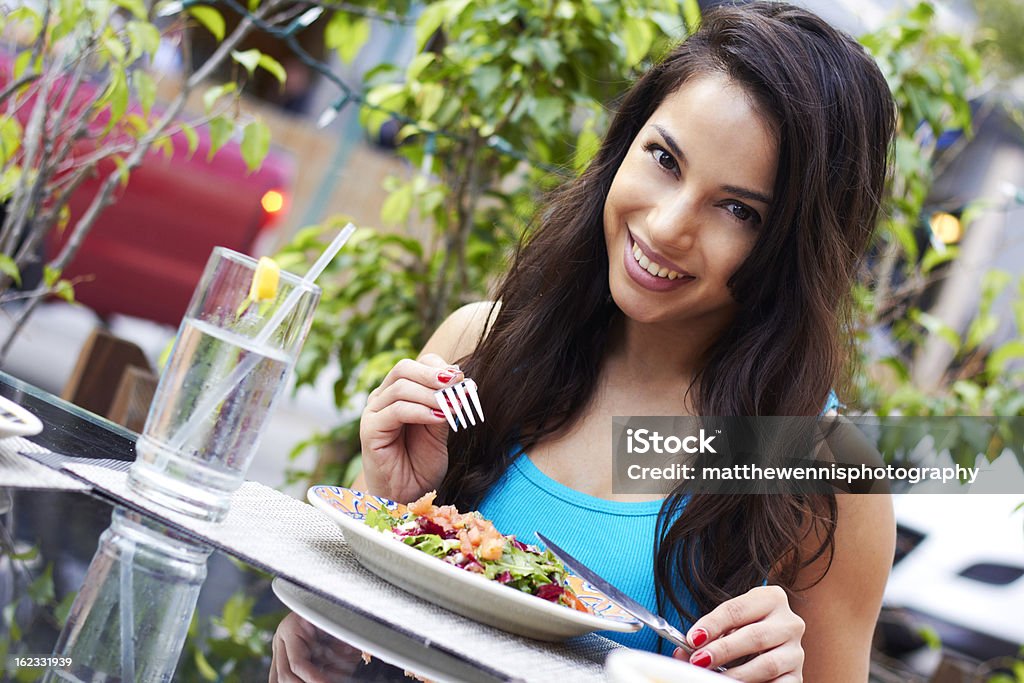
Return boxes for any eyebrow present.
[651,124,774,206]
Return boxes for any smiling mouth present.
[628,234,694,281]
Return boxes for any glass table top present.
[0,371,510,682]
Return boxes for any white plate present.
[0,395,43,439]
[307,485,643,642]
[605,649,728,682]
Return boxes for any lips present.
[622,231,696,292]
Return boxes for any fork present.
[434,379,485,432]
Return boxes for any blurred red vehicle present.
[53,125,295,327]
[1,52,296,328]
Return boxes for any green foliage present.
[0,539,76,683]
[972,0,1024,77]
[0,0,279,352]
[851,4,1024,427]
[177,571,285,682]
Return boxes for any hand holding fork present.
[359,355,485,503]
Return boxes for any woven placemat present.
[0,438,89,490]
[63,464,622,682]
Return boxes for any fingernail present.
[431,408,446,418]
[437,372,454,384]
[690,627,709,648]
[690,651,712,668]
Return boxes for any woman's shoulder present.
[421,301,501,362]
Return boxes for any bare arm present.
[793,492,895,681]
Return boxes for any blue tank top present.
[477,391,841,652]
[477,450,698,651]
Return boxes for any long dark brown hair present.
[440,1,896,636]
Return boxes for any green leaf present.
[987,341,1024,377]
[231,48,261,76]
[188,5,225,41]
[418,83,444,121]
[53,279,75,303]
[920,244,957,274]
[113,0,147,20]
[193,648,219,681]
[55,591,76,627]
[325,13,371,64]
[683,0,702,32]
[406,53,435,82]
[219,593,254,636]
[374,312,414,348]
[132,70,156,116]
[126,21,161,62]
[380,182,414,226]
[3,603,20,641]
[103,32,128,64]
[574,118,601,173]
[965,313,998,351]
[622,16,655,66]
[415,2,447,52]
[0,255,21,286]
[180,122,199,158]
[0,167,22,201]
[917,624,942,650]
[240,119,271,172]
[365,83,407,109]
[13,50,34,82]
[0,116,21,165]
[913,311,961,353]
[531,96,564,131]
[202,82,236,114]
[28,564,55,604]
[101,71,130,130]
[207,116,234,159]
[112,156,131,188]
[258,53,287,84]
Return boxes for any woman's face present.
[603,72,778,334]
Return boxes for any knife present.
[536,531,727,673]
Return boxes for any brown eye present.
[655,149,676,171]
[724,201,762,225]
[643,142,679,174]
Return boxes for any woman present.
[355,2,897,680]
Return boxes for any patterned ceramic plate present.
[0,395,42,439]
[308,485,643,642]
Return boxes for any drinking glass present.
[128,247,321,521]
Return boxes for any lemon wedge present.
[248,256,280,302]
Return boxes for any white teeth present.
[631,240,685,280]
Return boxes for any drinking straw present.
[165,223,356,455]
[119,536,136,682]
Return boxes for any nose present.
[646,190,701,252]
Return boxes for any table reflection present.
[270,612,454,683]
[44,508,211,683]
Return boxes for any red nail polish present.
[690,651,712,668]
[690,627,709,648]
[431,408,446,418]
[437,372,453,384]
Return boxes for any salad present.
[364,491,590,613]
